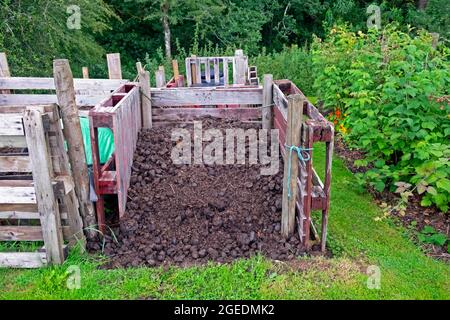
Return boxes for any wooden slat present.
[152,107,261,121]
[151,87,263,106]
[23,106,64,264]
[0,252,47,268]
[0,226,43,241]
[0,226,71,241]
[0,183,36,204]
[0,114,24,136]
[281,94,304,238]
[214,58,220,85]
[0,94,107,107]
[262,74,273,129]
[0,135,26,148]
[0,77,127,91]
[223,58,229,86]
[0,155,31,172]
[53,60,89,244]
[107,53,122,80]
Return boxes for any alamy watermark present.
[67,5,81,30]
[171,121,280,175]
[367,4,381,30]
[366,265,381,290]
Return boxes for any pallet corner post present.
[234,49,248,85]
[0,52,11,94]
[107,53,122,80]
[155,66,166,88]
[23,107,64,264]
[82,67,89,79]
[281,94,304,239]
[53,59,96,239]
[262,74,273,129]
[136,62,152,128]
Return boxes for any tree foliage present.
[0,0,117,77]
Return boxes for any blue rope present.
[286,145,313,199]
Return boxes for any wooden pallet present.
[273,80,334,251]
[0,104,85,268]
[89,84,142,232]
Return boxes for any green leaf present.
[422,226,436,234]
[426,186,438,196]
[436,179,450,193]
[374,181,385,192]
[429,233,447,246]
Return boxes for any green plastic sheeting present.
[79,117,115,166]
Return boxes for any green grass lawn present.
[0,144,448,300]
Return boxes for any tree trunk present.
[418,0,429,10]
[162,1,172,60]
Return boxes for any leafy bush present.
[312,25,450,212]
[252,45,314,95]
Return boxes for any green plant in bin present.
[312,24,450,212]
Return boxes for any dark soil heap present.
[102,119,306,268]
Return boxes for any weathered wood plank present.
[0,186,36,204]
[0,94,107,107]
[281,94,304,238]
[0,156,31,172]
[0,226,71,241]
[0,114,24,136]
[0,52,11,94]
[0,77,127,91]
[151,87,263,106]
[262,74,273,129]
[53,59,94,242]
[107,53,122,80]
[23,107,64,264]
[0,226,43,241]
[0,252,47,268]
[137,63,152,129]
[152,107,261,121]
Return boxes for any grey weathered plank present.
[152,107,261,121]
[23,107,64,264]
[0,94,106,107]
[0,136,27,148]
[107,53,122,80]
[0,155,31,172]
[281,94,304,238]
[0,185,36,204]
[0,252,47,268]
[53,59,93,243]
[0,114,24,136]
[151,87,263,106]
[0,77,127,91]
[262,74,273,129]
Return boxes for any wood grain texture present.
[0,114,24,136]
[151,87,263,106]
[53,59,95,243]
[0,252,47,268]
[107,53,122,80]
[262,74,273,129]
[0,94,106,107]
[0,155,31,172]
[281,94,304,238]
[0,52,11,94]
[0,77,126,91]
[23,107,64,264]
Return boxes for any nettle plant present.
[312,24,450,212]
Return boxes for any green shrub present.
[312,24,450,212]
[251,45,314,95]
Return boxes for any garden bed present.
[98,118,323,268]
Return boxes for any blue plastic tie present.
[285,145,313,199]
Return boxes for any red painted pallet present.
[89,84,142,232]
[273,80,334,251]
